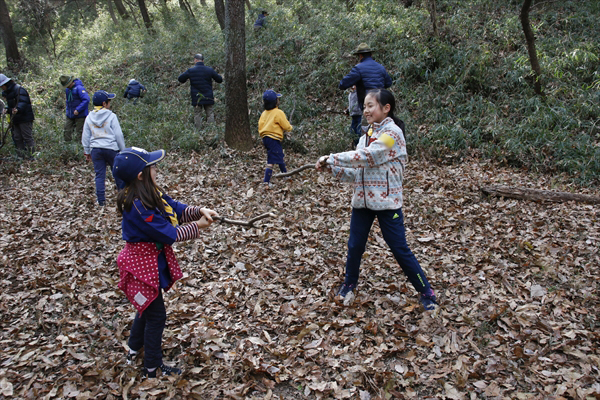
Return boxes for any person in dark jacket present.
[60,75,90,142]
[339,43,392,111]
[254,10,268,30]
[123,79,147,104]
[178,54,223,129]
[0,74,36,159]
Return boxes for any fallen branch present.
[272,164,314,178]
[214,212,276,227]
[481,185,600,204]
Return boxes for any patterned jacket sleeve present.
[328,125,406,169]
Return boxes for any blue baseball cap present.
[262,89,282,103]
[113,147,165,185]
[92,90,116,106]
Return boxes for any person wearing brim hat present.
[339,43,392,112]
[60,74,90,142]
[0,74,36,159]
[112,147,218,378]
[81,90,126,206]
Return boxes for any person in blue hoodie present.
[81,90,126,207]
[339,43,392,112]
[60,75,90,142]
[124,79,147,104]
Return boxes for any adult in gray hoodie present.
[82,90,126,206]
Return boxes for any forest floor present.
[0,147,598,399]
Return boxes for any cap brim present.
[106,93,116,99]
[146,149,165,166]
[276,93,282,97]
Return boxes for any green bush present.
[1,0,598,184]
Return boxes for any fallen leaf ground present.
[0,148,598,399]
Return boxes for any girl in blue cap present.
[112,147,219,377]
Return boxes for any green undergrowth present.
[1,0,599,184]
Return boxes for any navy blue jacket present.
[178,62,223,106]
[65,79,90,119]
[339,56,392,109]
[2,80,34,124]
[124,80,147,99]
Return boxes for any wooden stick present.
[214,212,276,227]
[481,185,600,204]
[272,164,315,178]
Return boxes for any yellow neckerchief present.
[93,105,104,112]
[158,190,179,227]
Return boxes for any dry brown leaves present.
[0,150,598,399]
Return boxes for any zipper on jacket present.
[386,171,390,197]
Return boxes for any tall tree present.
[520,0,543,95]
[224,0,252,151]
[137,0,153,32]
[428,0,438,37]
[214,0,225,30]
[0,0,21,66]
[107,0,119,24]
[113,0,129,19]
[179,0,195,17]
[245,0,251,10]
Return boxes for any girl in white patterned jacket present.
[315,89,438,311]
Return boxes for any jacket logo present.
[393,213,399,219]
[145,215,154,222]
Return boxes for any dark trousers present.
[11,121,35,159]
[91,148,124,205]
[350,115,362,147]
[345,207,431,293]
[128,291,166,369]
[64,117,85,142]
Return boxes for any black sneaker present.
[144,363,182,378]
[335,283,356,299]
[419,289,438,311]
[126,350,139,365]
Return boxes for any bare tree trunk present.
[178,0,195,17]
[245,0,251,10]
[224,0,253,151]
[114,0,129,19]
[428,0,438,36]
[520,0,543,95]
[0,0,21,66]
[214,0,225,30]
[107,0,119,24]
[137,0,153,32]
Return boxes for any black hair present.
[365,89,405,134]
[263,98,278,111]
[360,52,372,58]
[116,166,165,214]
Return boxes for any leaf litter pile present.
[0,149,598,399]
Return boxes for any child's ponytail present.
[367,89,406,136]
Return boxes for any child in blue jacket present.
[113,147,218,377]
[123,79,147,104]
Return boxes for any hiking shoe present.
[126,350,139,365]
[336,283,356,299]
[144,363,182,378]
[420,289,438,311]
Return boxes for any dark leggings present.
[128,291,166,369]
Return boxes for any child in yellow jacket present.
[258,89,292,186]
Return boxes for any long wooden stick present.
[481,185,600,204]
[214,212,276,227]
[272,164,315,178]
